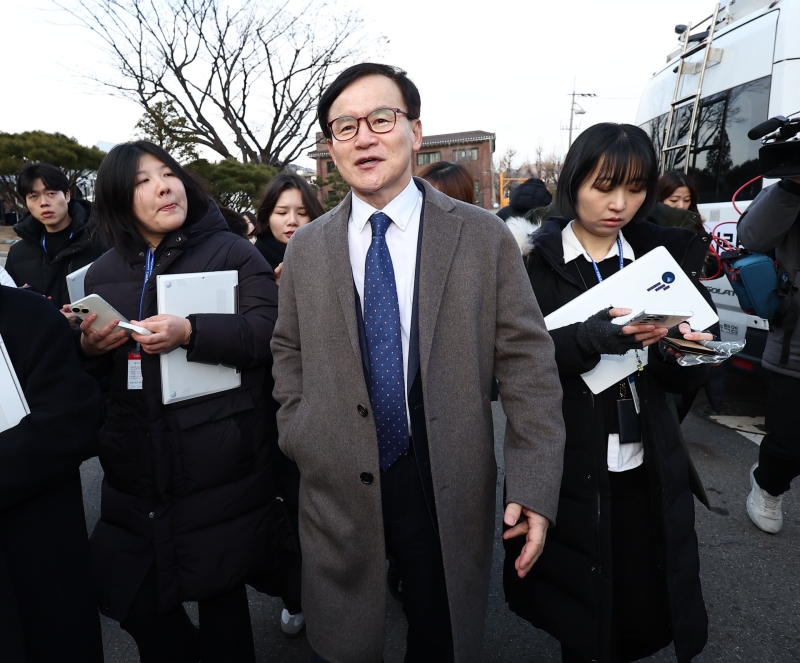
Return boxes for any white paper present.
[0,334,30,433]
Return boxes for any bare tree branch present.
[55,0,381,166]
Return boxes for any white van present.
[635,0,800,375]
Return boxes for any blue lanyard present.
[590,236,625,283]
[138,250,155,321]
[41,228,74,255]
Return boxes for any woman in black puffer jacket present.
[79,141,279,662]
[503,124,712,663]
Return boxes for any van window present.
[640,75,770,203]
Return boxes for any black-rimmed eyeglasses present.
[328,108,409,142]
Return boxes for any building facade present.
[308,130,496,209]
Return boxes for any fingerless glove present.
[575,308,644,357]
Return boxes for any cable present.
[731,175,762,215]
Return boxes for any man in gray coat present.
[271,63,565,663]
[739,175,800,533]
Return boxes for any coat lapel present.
[322,194,363,370]
[417,181,462,376]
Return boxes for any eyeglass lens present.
[331,108,397,140]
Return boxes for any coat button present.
[148,512,155,519]
[360,472,374,485]
[357,404,368,417]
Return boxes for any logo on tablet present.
[647,272,675,292]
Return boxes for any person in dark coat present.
[0,285,104,663]
[77,141,280,662]
[503,124,711,663]
[497,174,552,220]
[250,172,323,636]
[6,163,106,310]
[254,173,325,283]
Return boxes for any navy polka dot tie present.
[364,211,409,471]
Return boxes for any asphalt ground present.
[80,371,799,662]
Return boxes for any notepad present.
[156,271,240,405]
[0,333,30,433]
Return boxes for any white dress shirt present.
[349,178,422,428]
[561,221,644,473]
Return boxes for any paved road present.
[81,373,799,662]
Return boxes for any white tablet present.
[0,333,30,433]
[156,271,240,405]
[544,246,718,394]
[66,262,93,303]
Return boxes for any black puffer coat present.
[503,217,710,663]
[6,200,106,305]
[83,200,280,621]
[0,286,104,663]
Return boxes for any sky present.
[0,0,711,169]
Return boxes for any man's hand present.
[132,314,191,355]
[274,262,283,286]
[80,314,129,356]
[502,503,549,578]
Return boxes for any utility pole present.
[567,79,596,148]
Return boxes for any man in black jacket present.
[6,163,105,309]
[0,285,104,663]
[738,176,800,534]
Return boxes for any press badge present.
[127,352,143,390]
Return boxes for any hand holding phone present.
[70,294,128,331]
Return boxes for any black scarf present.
[254,233,287,270]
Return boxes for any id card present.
[127,352,143,390]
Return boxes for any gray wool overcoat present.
[271,179,565,663]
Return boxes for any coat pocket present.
[279,396,310,462]
[173,405,265,496]
[98,416,151,498]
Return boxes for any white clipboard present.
[544,246,718,394]
[66,262,93,303]
[156,271,240,404]
[0,333,30,433]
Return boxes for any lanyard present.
[138,249,155,322]
[589,236,624,284]
[41,228,74,256]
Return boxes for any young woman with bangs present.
[503,123,712,663]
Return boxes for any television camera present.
[748,114,800,179]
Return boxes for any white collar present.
[350,178,421,233]
[562,220,636,263]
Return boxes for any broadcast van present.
[635,0,800,376]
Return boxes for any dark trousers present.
[314,455,453,663]
[0,477,103,663]
[754,371,800,496]
[382,454,454,663]
[561,466,672,663]
[120,565,255,663]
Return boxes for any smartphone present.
[625,309,694,328]
[662,337,718,356]
[69,294,129,331]
[117,321,154,336]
